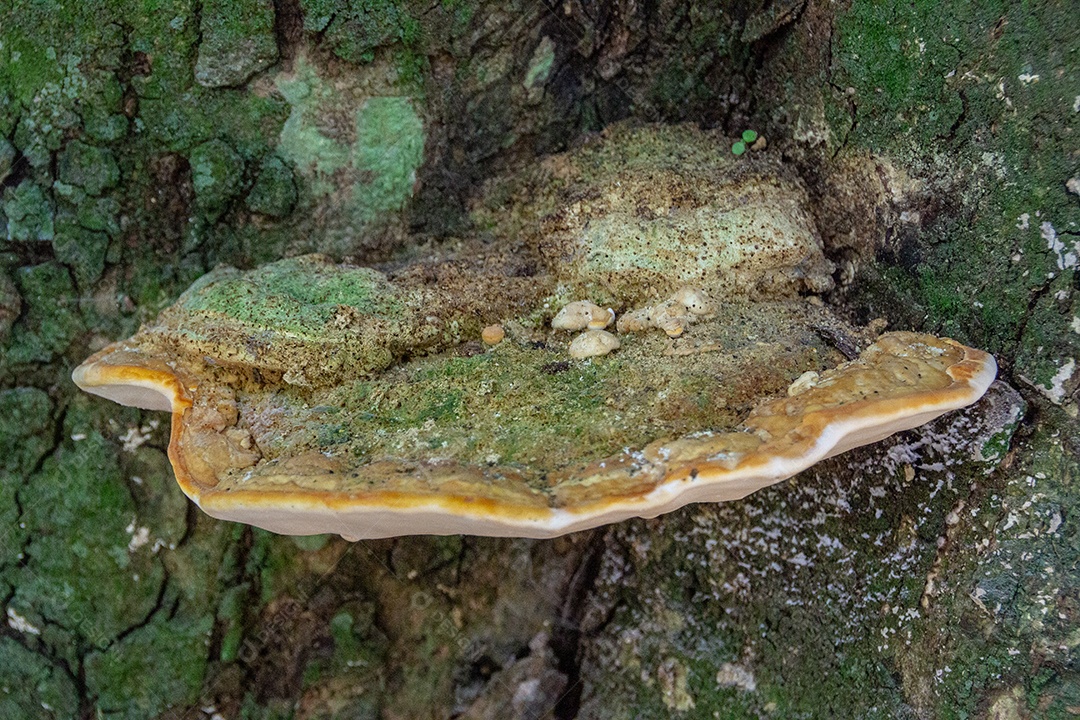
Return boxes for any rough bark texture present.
[0,1,1077,718]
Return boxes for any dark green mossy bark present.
[0,0,1076,717]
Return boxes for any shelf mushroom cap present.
[74,328,996,540]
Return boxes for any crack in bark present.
[272,0,305,70]
[191,0,204,65]
[940,87,969,143]
[0,144,30,193]
[1010,279,1055,356]
[823,15,856,159]
[550,530,606,720]
[10,404,67,572]
[106,565,172,648]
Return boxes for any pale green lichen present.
[276,58,354,180]
[274,56,426,245]
[352,95,425,218]
[523,36,555,99]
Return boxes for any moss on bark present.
[0,0,1076,717]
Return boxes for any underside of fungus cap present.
[72,345,192,413]
[73,298,997,539]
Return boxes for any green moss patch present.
[11,412,166,648]
[84,613,213,719]
[0,638,79,720]
[832,0,1080,407]
[237,300,833,477]
[179,256,402,335]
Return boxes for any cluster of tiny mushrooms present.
[546,286,714,360]
[73,126,997,541]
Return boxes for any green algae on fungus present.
[240,299,836,471]
[72,125,996,539]
[475,123,836,305]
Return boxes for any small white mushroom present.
[648,299,686,338]
[568,329,621,359]
[616,307,653,333]
[787,370,820,396]
[588,306,616,330]
[672,287,713,316]
[552,301,610,331]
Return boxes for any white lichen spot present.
[1016,213,1029,230]
[715,663,757,692]
[1071,317,1080,335]
[1017,73,1040,85]
[126,518,152,552]
[6,607,41,636]
[788,552,811,567]
[1042,221,1078,270]
[1048,511,1063,535]
[996,80,1013,108]
[1041,358,1076,404]
[119,419,160,453]
[1067,178,1080,197]
[511,678,543,709]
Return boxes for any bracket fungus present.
[73,124,996,540]
[73,258,995,540]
